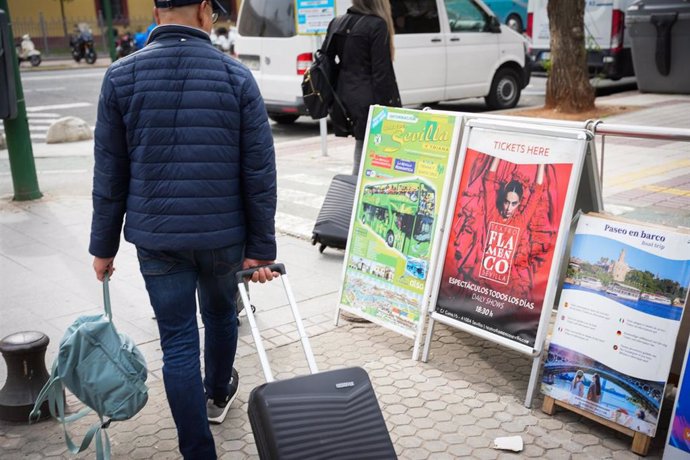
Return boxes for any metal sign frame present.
[334,105,463,361]
[421,118,590,407]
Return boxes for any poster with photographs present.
[338,106,460,337]
[430,121,587,351]
[542,214,690,436]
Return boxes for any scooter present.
[16,34,41,67]
[70,23,97,64]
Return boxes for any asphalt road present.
[5,67,637,145]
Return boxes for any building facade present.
[7,0,239,43]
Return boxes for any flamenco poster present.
[433,122,586,350]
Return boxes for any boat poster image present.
[434,126,582,349]
[339,106,459,336]
[542,214,690,436]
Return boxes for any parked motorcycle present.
[115,31,135,60]
[70,23,97,64]
[16,34,41,67]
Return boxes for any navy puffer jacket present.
[89,25,276,260]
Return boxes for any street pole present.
[102,0,116,62]
[0,0,42,201]
[315,34,328,157]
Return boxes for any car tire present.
[485,68,521,110]
[506,14,523,33]
[269,114,299,124]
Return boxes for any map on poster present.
[542,214,690,436]
[664,340,690,460]
[339,106,459,336]
[433,125,585,350]
[295,0,335,35]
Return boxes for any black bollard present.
[0,331,51,422]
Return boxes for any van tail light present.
[296,53,312,75]
[526,12,533,39]
[611,9,624,53]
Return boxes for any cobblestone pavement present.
[0,319,671,459]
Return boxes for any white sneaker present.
[206,367,239,424]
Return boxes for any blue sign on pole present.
[295,0,336,35]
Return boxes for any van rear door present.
[443,0,500,99]
[390,0,446,105]
[236,0,315,116]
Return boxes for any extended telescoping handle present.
[236,263,318,383]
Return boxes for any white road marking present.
[275,212,314,240]
[281,173,331,187]
[278,189,324,209]
[21,71,105,82]
[26,102,92,112]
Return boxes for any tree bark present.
[545,0,595,113]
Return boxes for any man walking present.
[89,0,277,458]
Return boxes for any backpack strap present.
[103,272,112,320]
[321,14,366,129]
[29,352,112,459]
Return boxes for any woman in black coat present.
[327,0,401,175]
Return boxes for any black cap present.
[154,0,227,14]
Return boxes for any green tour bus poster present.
[339,106,460,337]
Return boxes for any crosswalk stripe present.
[281,173,331,187]
[275,211,314,240]
[28,119,58,125]
[26,102,92,112]
[278,189,324,209]
[26,113,61,118]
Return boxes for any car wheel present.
[506,14,523,33]
[485,68,521,110]
[268,114,299,124]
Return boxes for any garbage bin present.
[626,0,690,94]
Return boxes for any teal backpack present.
[30,274,148,459]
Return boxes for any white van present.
[526,0,636,80]
[236,0,530,124]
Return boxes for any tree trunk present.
[545,0,595,113]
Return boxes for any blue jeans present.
[136,245,243,460]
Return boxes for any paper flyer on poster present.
[541,214,690,437]
[665,340,690,459]
[339,106,459,336]
[433,126,584,349]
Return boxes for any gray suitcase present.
[237,264,396,460]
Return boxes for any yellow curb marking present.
[640,185,690,197]
[606,159,690,188]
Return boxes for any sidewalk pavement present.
[1,91,689,459]
[19,57,111,72]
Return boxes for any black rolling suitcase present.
[311,174,357,253]
[237,264,397,460]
